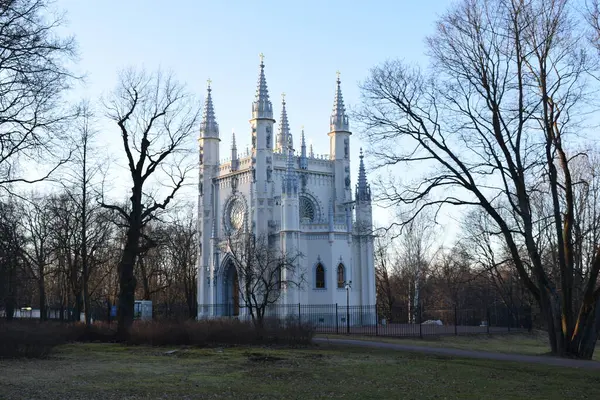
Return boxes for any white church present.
[197,56,376,318]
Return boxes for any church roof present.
[200,80,219,138]
[330,72,349,132]
[252,54,273,119]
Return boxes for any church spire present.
[330,71,349,132]
[356,148,371,203]
[252,53,273,120]
[299,126,307,169]
[282,135,298,196]
[200,79,219,138]
[277,93,291,152]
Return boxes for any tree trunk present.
[117,187,142,340]
[4,275,15,321]
[38,272,46,321]
[74,292,83,323]
[117,233,139,341]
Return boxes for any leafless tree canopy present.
[0,0,77,191]
[226,231,305,327]
[357,0,600,358]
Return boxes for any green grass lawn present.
[317,332,600,361]
[1,343,599,400]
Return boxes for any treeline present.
[0,193,197,322]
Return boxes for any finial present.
[336,70,341,81]
[259,53,265,64]
[360,147,364,158]
[207,78,212,89]
[301,124,304,130]
[282,92,286,103]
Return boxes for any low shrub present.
[0,321,79,359]
[127,318,315,347]
[0,318,314,359]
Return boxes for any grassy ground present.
[1,343,599,399]
[316,332,600,361]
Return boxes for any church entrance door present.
[224,261,240,317]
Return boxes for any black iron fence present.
[2,302,532,338]
[194,303,532,337]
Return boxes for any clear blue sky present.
[55,0,453,226]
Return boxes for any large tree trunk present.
[116,189,142,341]
[117,230,139,341]
[74,292,83,322]
[38,272,46,321]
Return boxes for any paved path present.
[313,337,600,370]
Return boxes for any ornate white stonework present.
[197,57,376,317]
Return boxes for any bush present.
[127,318,315,347]
[0,318,314,359]
[0,321,80,359]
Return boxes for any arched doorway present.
[223,260,240,317]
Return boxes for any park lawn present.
[0,343,599,400]
[316,332,600,362]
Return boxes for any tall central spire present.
[252,53,273,119]
[277,93,291,152]
[330,71,349,132]
[356,148,371,203]
[200,80,219,138]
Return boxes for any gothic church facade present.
[197,57,375,317]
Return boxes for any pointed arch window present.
[315,264,325,289]
[337,264,346,288]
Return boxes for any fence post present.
[346,304,350,335]
[454,304,458,336]
[335,303,339,334]
[419,305,423,339]
[375,304,378,336]
[298,303,301,326]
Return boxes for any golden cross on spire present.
[336,70,341,80]
[281,92,286,101]
[207,78,212,88]
[301,124,304,130]
[259,53,265,63]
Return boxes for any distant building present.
[197,57,375,317]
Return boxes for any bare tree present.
[395,210,437,322]
[21,195,57,320]
[226,231,304,328]
[357,0,600,358]
[374,233,398,322]
[163,209,197,318]
[0,0,77,192]
[101,69,200,339]
[0,200,26,320]
[54,103,109,325]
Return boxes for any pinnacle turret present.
[282,135,298,196]
[356,148,371,203]
[231,130,238,171]
[252,54,273,119]
[277,94,291,152]
[200,80,219,138]
[330,72,349,132]
[299,126,307,169]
